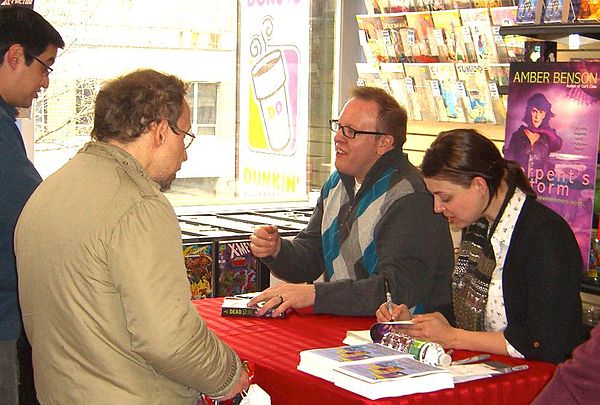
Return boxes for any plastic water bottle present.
[380,331,451,366]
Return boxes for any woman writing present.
[377,129,582,363]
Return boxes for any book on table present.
[221,292,285,318]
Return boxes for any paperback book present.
[455,63,497,124]
[221,293,286,318]
[515,0,544,23]
[503,62,600,271]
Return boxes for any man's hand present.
[248,283,316,317]
[250,225,281,258]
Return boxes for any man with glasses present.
[249,86,454,318]
[0,5,64,404]
[14,69,248,404]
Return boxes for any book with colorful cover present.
[381,13,409,63]
[380,63,417,119]
[221,293,286,318]
[431,10,465,62]
[455,63,497,124]
[516,0,544,23]
[471,25,500,64]
[405,12,438,63]
[457,26,479,63]
[356,14,388,64]
[216,240,259,297]
[490,5,519,24]
[405,76,424,120]
[183,242,214,299]
[455,0,474,7]
[334,358,454,400]
[578,0,600,20]
[356,62,385,88]
[488,81,507,125]
[459,7,492,26]
[486,63,511,87]
[503,62,600,271]
[544,0,577,21]
[429,63,468,122]
[404,63,439,121]
[385,0,416,12]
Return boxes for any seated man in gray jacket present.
[249,86,454,317]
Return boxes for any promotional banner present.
[504,62,600,270]
[238,0,309,199]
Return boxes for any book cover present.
[356,62,385,88]
[405,12,438,63]
[216,240,259,297]
[385,0,416,12]
[429,63,468,122]
[404,63,439,121]
[490,5,519,24]
[455,63,497,124]
[503,62,600,271]
[431,10,464,62]
[333,358,454,400]
[298,343,410,382]
[460,7,492,26]
[516,0,544,23]
[381,14,409,63]
[356,14,388,65]
[455,0,474,8]
[457,25,479,63]
[380,63,417,119]
[486,63,511,87]
[405,76,424,120]
[577,0,600,20]
[183,242,214,299]
[221,294,286,318]
[471,25,500,64]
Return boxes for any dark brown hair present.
[350,86,408,149]
[91,69,187,143]
[421,129,535,200]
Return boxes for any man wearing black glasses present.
[15,70,248,404]
[0,5,63,404]
[249,86,454,319]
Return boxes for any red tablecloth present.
[193,298,556,405]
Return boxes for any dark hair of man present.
[91,69,187,144]
[421,129,535,202]
[350,86,408,149]
[0,5,64,65]
[522,92,555,128]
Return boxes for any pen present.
[497,364,529,374]
[383,279,393,321]
[451,354,491,365]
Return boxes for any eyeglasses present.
[168,123,196,149]
[27,54,53,76]
[329,119,385,139]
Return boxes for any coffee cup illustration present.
[251,49,292,152]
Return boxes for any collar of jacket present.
[339,148,404,200]
[80,141,160,194]
[0,95,17,120]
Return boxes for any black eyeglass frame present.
[168,122,196,149]
[329,119,386,139]
[26,54,53,76]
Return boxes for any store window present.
[29,0,336,206]
[186,82,217,136]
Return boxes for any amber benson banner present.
[238,0,309,199]
[0,0,34,7]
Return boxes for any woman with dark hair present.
[377,129,583,363]
[504,93,562,174]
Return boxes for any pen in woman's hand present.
[384,279,393,321]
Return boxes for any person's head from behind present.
[523,93,554,129]
[0,5,64,108]
[421,129,533,228]
[91,69,191,191]
[331,86,407,183]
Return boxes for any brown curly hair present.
[91,69,187,143]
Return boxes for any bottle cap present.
[423,345,452,366]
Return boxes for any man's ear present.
[377,134,395,154]
[5,44,24,70]
[149,121,168,147]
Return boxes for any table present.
[193,298,556,405]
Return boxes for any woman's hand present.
[401,312,457,348]
[376,303,412,322]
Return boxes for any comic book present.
[492,26,511,63]
[455,63,497,124]
[431,10,464,62]
[459,7,492,26]
[515,0,544,23]
[385,0,416,12]
[216,240,259,297]
[490,5,519,24]
[486,63,511,87]
[503,62,600,271]
[356,62,385,88]
[380,63,417,119]
[183,242,214,299]
[405,12,438,63]
[471,25,500,64]
[405,76,424,120]
[455,0,474,7]
[488,81,507,125]
[429,63,468,122]
[578,0,600,20]
[457,25,479,63]
[356,14,388,65]
[381,13,409,63]
[404,63,439,121]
